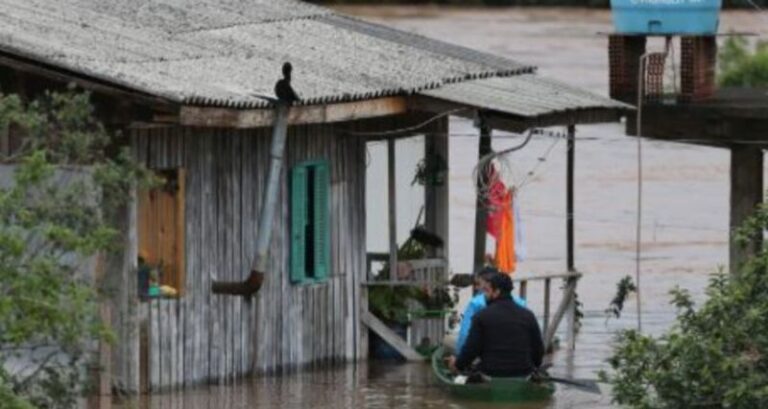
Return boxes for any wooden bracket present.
[360,310,423,361]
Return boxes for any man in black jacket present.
[448,273,544,377]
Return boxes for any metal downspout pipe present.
[212,104,289,296]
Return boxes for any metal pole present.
[566,125,575,272]
[213,104,289,296]
[635,54,649,333]
[388,137,398,282]
[543,278,551,336]
[252,104,289,274]
[473,119,492,273]
[566,125,577,351]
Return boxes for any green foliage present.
[0,381,35,409]
[606,276,637,319]
[369,285,421,325]
[719,36,768,87]
[369,237,456,325]
[369,283,456,325]
[601,204,768,408]
[412,152,447,187]
[572,290,584,332]
[0,89,153,407]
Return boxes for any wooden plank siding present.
[127,118,371,390]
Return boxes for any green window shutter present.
[312,162,330,281]
[290,165,308,283]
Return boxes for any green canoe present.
[431,347,555,403]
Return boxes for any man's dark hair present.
[488,273,514,295]
[476,266,500,282]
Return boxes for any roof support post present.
[425,118,450,260]
[473,115,492,274]
[729,145,763,274]
[566,125,575,272]
[565,124,577,351]
[388,137,398,282]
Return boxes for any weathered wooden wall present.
[127,121,368,390]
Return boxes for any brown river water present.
[124,7,768,409]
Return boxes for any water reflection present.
[123,354,613,409]
[114,6,765,408]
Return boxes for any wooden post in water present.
[424,120,450,347]
[388,137,398,282]
[425,118,450,261]
[543,278,551,337]
[566,125,575,273]
[565,125,577,351]
[88,253,112,409]
[729,145,763,274]
[473,118,492,274]
[103,188,140,393]
[544,277,577,351]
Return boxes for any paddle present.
[452,368,602,394]
[536,376,602,395]
[454,372,602,394]
[532,362,602,394]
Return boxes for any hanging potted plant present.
[412,152,448,187]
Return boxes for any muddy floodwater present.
[125,8,768,409]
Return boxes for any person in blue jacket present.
[448,273,543,377]
[455,266,527,354]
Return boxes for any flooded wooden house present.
[0,0,628,395]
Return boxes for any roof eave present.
[409,95,631,134]
[179,95,409,128]
[0,48,177,109]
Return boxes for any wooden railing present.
[362,254,580,358]
[362,254,450,360]
[364,253,448,286]
[512,271,581,351]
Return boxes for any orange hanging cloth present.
[494,189,516,275]
[485,165,507,240]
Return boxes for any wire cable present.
[517,135,564,190]
[362,128,768,145]
[341,108,469,137]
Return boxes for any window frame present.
[137,168,186,298]
[290,159,331,285]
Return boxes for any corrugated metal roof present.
[0,0,630,118]
[318,15,519,72]
[0,0,533,108]
[420,74,631,119]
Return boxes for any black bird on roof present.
[274,62,300,105]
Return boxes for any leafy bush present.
[0,90,153,407]
[719,36,768,87]
[600,203,768,408]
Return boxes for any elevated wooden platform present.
[627,88,768,147]
[625,87,768,272]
